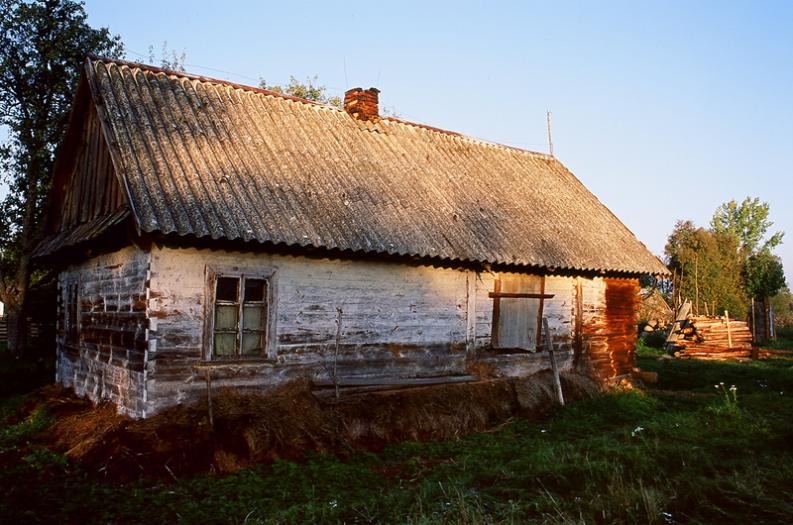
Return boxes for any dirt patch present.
[20,372,601,482]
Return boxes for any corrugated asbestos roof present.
[83,57,667,275]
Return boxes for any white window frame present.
[203,265,277,361]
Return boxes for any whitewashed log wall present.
[143,246,586,415]
[55,243,636,418]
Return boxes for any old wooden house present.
[35,57,667,418]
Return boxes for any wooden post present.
[724,310,733,349]
[573,278,584,367]
[205,369,214,428]
[546,110,554,158]
[764,297,771,341]
[535,276,546,351]
[465,272,477,354]
[333,307,343,401]
[694,252,699,316]
[491,279,501,348]
[543,317,564,406]
[751,298,756,344]
[679,266,684,306]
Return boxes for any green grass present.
[1,357,792,524]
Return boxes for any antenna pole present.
[546,110,554,157]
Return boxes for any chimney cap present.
[345,87,379,94]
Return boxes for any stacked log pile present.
[671,315,754,361]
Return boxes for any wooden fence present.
[0,318,43,345]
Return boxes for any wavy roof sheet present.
[84,57,667,275]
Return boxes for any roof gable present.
[34,77,131,258]
[82,57,667,275]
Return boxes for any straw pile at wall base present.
[14,372,601,482]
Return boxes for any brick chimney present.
[344,87,380,121]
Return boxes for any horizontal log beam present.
[488,292,555,299]
[313,375,480,388]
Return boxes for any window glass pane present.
[216,277,239,302]
[243,305,266,330]
[244,278,267,303]
[214,333,236,356]
[215,304,238,330]
[241,333,264,356]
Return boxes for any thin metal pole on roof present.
[546,110,554,158]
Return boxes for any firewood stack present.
[671,315,754,361]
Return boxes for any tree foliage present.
[744,251,786,299]
[769,286,793,328]
[147,41,186,72]
[665,197,787,319]
[710,197,784,256]
[259,76,342,108]
[665,220,747,316]
[0,0,123,353]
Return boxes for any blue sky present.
[46,1,793,280]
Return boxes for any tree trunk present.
[7,148,42,356]
[694,252,699,316]
[7,237,33,356]
[764,296,771,342]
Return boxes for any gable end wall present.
[56,245,150,417]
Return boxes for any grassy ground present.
[0,343,792,524]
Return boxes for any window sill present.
[488,347,539,355]
[192,358,276,372]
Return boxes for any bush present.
[642,330,668,349]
